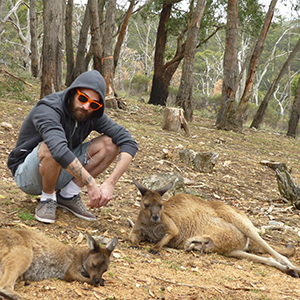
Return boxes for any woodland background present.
[1,0,300,136]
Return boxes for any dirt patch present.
[1,88,300,299]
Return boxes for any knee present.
[101,136,119,155]
[38,142,53,161]
[90,135,119,158]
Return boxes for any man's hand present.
[87,152,133,208]
[87,181,115,208]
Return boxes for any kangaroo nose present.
[151,215,160,222]
[100,278,105,286]
[94,278,100,285]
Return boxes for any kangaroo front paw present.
[149,248,160,255]
[129,245,141,250]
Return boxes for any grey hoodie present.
[7,70,138,176]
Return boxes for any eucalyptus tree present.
[216,0,265,128]
[148,0,183,106]
[128,11,158,81]
[287,76,300,137]
[251,35,300,129]
[175,0,206,121]
[215,0,239,127]
[217,0,277,131]
[64,0,141,102]
[40,0,65,98]
[0,0,31,69]
[29,0,38,77]
[148,0,225,106]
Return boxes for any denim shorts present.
[14,142,91,195]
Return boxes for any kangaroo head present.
[133,179,173,223]
[83,234,118,286]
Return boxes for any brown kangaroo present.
[0,228,118,300]
[129,179,300,277]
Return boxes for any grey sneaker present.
[57,193,96,221]
[35,199,57,223]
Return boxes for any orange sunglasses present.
[76,89,103,111]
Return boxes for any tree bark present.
[29,0,39,78]
[40,0,64,98]
[90,0,102,71]
[101,0,116,99]
[73,0,91,78]
[65,0,74,86]
[113,0,135,73]
[162,107,190,135]
[149,2,172,106]
[149,1,184,106]
[175,0,206,122]
[215,0,238,126]
[225,0,277,131]
[0,0,3,17]
[251,36,300,129]
[287,76,300,137]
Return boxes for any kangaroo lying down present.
[129,179,300,277]
[0,228,118,300]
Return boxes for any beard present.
[69,98,93,122]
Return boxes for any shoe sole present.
[35,213,55,224]
[57,204,96,221]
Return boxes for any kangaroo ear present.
[86,233,100,252]
[133,179,148,196]
[105,237,118,255]
[155,182,174,196]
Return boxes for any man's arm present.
[65,157,95,186]
[65,157,101,205]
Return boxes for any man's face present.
[70,88,101,122]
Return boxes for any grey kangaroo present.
[0,228,118,300]
[129,179,300,277]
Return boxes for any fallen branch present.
[146,273,208,290]
[0,68,33,87]
[224,284,265,291]
[275,169,300,208]
[81,288,106,297]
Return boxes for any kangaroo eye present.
[159,204,163,208]
[144,204,150,209]
[92,263,97,268]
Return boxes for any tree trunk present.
[65,0,74,86]
[215,0,238,126]
[226,0,277,131]
[149,1,184,106]
[162,107,190,135]
[0,0,3,16]
[149,2,172,106]
[29,0,39,78]
[90,0,102,71]
[287,76,300,137]
[73,0,91,78]
[101,0,116,99]
[251,36,300,129]
[40,0,64,98]
[175,0,206,122]
[113,0,135,74]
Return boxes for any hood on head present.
[64,70,106,119]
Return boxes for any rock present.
[1,122,12,130]
[179,149,219,173]
[141,172,185,194]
